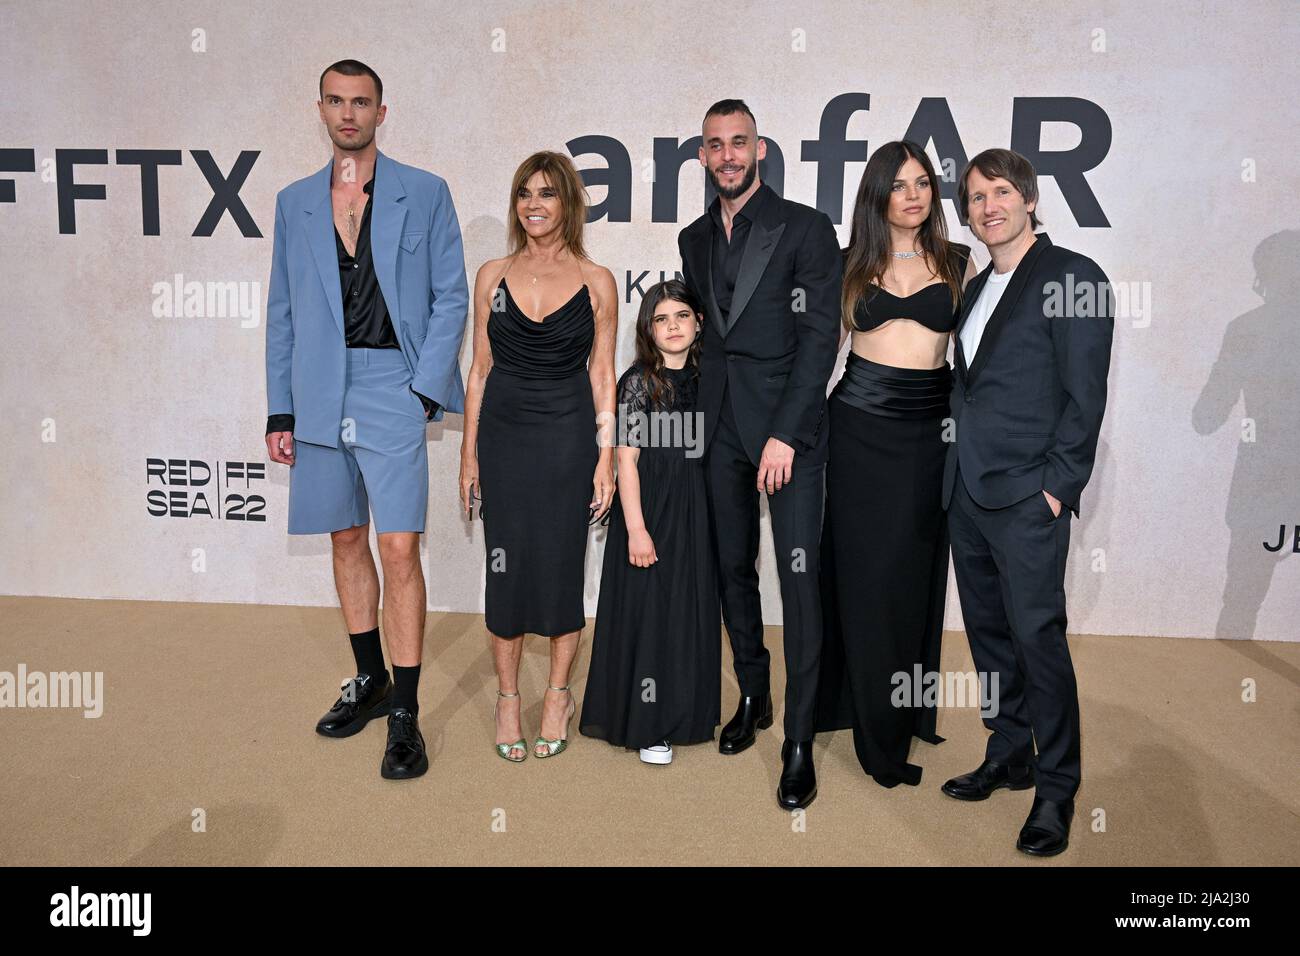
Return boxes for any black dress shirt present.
[339,177,400,349]
[266,173,438,435]
[709,181,770,320]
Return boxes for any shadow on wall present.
[1192,229,1300,644]
[461,212,507,364]
[457,213,507,564]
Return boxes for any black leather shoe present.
[940,759,1034,801]
[380,708,429,780]
[777,739,817,810]
[718,693,773,755]
[1016,796,1073,856]
[315,672,392,738]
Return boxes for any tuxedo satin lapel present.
[724,218,785,337]
[966,233,1052,385]
[954,266,990,384]
[371,151,407,332]
[955,267,991,336]
[303,160,344,338]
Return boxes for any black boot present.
[718,693,773,755]
[315,672,392,738]
[777,739,817,810]
[380,708,429,780]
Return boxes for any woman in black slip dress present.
[459,151,618,762]
[815,141,978,787]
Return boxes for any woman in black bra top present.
[815,140,978,787]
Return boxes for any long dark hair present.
[842,140,963,331]
[634,279,703,409]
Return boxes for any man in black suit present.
[940,148,1114,855]
[677,100,842,809]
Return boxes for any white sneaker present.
[639,740,673,765]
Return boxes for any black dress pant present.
[947,468,1081,801]
[705,383,825,741]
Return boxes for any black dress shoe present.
[1016,796,1073,856]
[315,672,392,738]
[940,759,1034,801]
[380,708,429,780]
[777,739,817,810]
[718,693,773,755]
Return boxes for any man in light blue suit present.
[264,60,468,780]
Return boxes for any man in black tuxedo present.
[941,148,1114,855]
[677,100,842,810]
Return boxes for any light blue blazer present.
[265,150,468,448]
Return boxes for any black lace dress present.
[580,363,721,748]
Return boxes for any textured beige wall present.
[2,0,1297,640]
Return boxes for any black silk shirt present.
[339,177,399,350]
[709,181,769,319]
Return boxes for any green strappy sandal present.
[494,690,527,763]
[533,684,576,758]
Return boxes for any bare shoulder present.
[474,255,513,295]
[580,261,619,315]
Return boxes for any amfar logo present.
[49,886,151,936]
[0,93,1113,234]
[569,93,1113,226]
[147,458,267,520]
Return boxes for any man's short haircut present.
[319,59,383,104]
[959,148,1041,229]
[703,98,757,134]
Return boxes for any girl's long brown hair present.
[634,279,703,410]
[842,140,963,331]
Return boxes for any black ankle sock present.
[349,628,386,683]
[392,664,421,714]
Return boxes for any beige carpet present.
[1,595,1296,866]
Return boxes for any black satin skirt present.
[816,353,952,786]
[832,352,952,418]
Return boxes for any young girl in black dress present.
[580,280,720,764]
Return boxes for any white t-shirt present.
[959,267,1014,363]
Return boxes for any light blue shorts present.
[287,348,429,535]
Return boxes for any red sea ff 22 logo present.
[147,458,267,521]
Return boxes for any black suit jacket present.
[942,232,1114,517]
[677,185,842,466]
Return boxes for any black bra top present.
[850,245,970,334]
